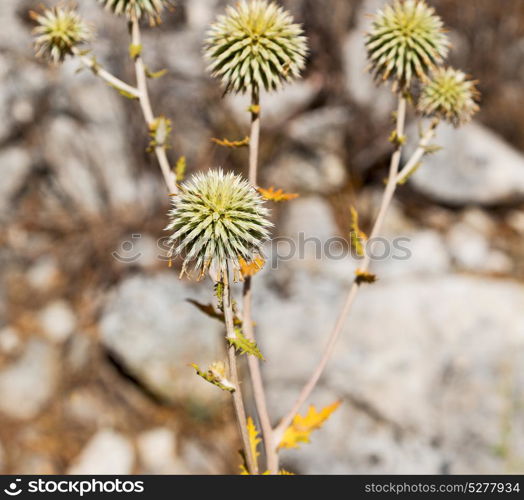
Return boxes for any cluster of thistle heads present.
[32,0,480,282]
[366,0,479,127]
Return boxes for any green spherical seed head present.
[32,6,92,64]
[365,0,450,91]
[418,67,480,127]
[204,0,308,94]
[98,0,174,24]
[166,169,272,281]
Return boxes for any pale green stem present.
[273,97,408,448]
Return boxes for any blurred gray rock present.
[267,150,347,195]
[68,429,134,475]
[100,273,224,403]
[447,223,512,274]
[227,80,319,128]
[137,427,182,474]
[26,256,60,292]
[287,107,351,154]
[0,326,22,356]
[0,340,58,420]
[38,300,77,343]
[409,122,524,205]
[259,272,524,474]
[0,147,33,217]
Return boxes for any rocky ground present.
[0,0,523,474]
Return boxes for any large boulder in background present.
[409,122,524,205]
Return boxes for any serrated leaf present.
[211,136,250,148]
[175,156,187,182]
[187,299,224,322]
[247,417,261,462]
[258,186,299,202]
[239,256,265,278]
[279,401,341,449]
[129,43,142,59]
[146,67,168,79]
[191,362,236,393]
[355,269,377,285]
[350,206,367,257]
[229,329,264,360]
[397,161,422,185]
[117,88,140,100]
[388,130,406,146]
[422,144,442,155]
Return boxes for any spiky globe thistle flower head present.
[365,0,450,91]
[97,0,174,25]
[166,169,272,281]
[204,0,308,94]
[417,67,480,127]
[32,6,92,64]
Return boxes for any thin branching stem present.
[274,96,408,448]
[242,87,278,473]
[72,48,141,98]
[130,18,178,195]
[223,271,258,475]
[396,119,439,185]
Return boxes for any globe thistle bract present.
[32,6,91,63]
[166,170,272,281]
[365,0,449,91]
[204,0,308,94]
[417,67,480,127]
[98,0,174,24]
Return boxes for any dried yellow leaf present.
[239,256,265,278]
[258,186,299,202]
[279,401,341,449]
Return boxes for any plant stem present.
[130,18,178,195]
[223,271,258,475]
[396,120,439,185]
[274,96,408,445]
[242,88,278,473]
[72,49,141,99]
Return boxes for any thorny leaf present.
[239,466,295,475]
[279,401,341,449]
[228,329,264,360]
[349,206,367,257]
[146,67,168,79]
[355,269,378,285]
[239,256,265,278]
[397,161,422,185]
[186,299,224,322]
[148,116,172,151]
[258,186,299,202]
[422,144,443,155]
[388,130,407,147]
[191,362,235,393]
[129,43,142,59]
[175,156,187,182]
[211,136,250,148]
[247,417,261,462]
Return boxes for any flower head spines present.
[365,0,450,91]
[204,0,308,94]
[417,67,480,127]
[32,6,92,64]
[166,169,272,281]
[98,0,174,25]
